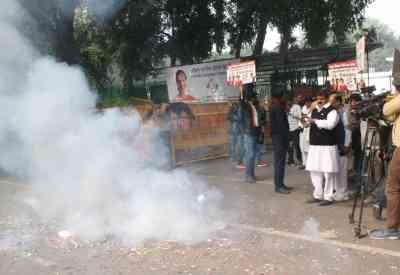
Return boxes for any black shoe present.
[298,165,306,170]
[282,185,294,191]
[275,188,290,194]
[306,198,322,204]
[319,200,334,206]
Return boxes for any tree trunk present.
[253,17,268,56]
[234,33,244,58]
[54,1,81,65]
[279,26,291,64]
[169,9,177,66]
[55,17,81,65]
[123,74,133,92]
[170,55,177,67]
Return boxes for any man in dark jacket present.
[238,84,258,183]
[269,92,292,194]
[227,103,240,163]
[349,93,362,173]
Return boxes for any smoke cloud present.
[0,0,223,244]
[86,0,128,23]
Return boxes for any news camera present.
[351,89,391,122]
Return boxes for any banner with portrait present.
[166,59,240,102]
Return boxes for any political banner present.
[166,59,240,102]
[226,60,256,85]
[328,60,358,91]
[356,36,367,73]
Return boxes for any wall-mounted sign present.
[328,60,358,91]
[227,60,256,85]
[166,59,240,102]
[356,36,367,73]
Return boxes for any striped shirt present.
[288,104,302,131]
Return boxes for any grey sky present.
[264,0,399,51]
[366,0,400,34]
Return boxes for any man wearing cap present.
[370,76,400,239]
[305,91,340,206]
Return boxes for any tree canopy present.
[17,0,375,89]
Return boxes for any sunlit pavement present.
[1,155,400,275]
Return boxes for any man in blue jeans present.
[227,103,240,163]
[269,92,292,194]
[254,99,268,167]
[238,84,258,183]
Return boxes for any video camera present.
[360,85,377,95]
[351,88,391,121]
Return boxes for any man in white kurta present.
[306,94,340,206]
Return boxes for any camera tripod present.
[348,118,392,238]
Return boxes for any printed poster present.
[166,59,240,102]
[226,60,256,85]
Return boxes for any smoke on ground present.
[0,0,223,245]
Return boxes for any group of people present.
[269,90,355,200]
[227,84,268,183]
[227,85,364,200]
[228,75,400,240]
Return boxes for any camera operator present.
[349,94,363,174]
[369,76,400,239]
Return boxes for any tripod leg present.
[349,187,360,224]
[356,184,366,238]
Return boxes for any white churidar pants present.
[307,145,339,202]
[310,172,336,201]
[299,128,310,166]
[334,156,349,200]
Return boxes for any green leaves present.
[18,0,375,91]
[164,0,219,64]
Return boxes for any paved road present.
[1,156,399,275]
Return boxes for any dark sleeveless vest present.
[309,105,338,146]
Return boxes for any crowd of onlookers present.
[227,76,400,240]
[227,84,364,200]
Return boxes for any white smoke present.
[0,0,223,244]
[86,0,128,23]
[300,217,321,240]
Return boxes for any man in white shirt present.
[306,92,340,206]
[299,96,313,170]
[330,94,351,201]
[287,96,303,166]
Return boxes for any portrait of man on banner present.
[174,69,197,102]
